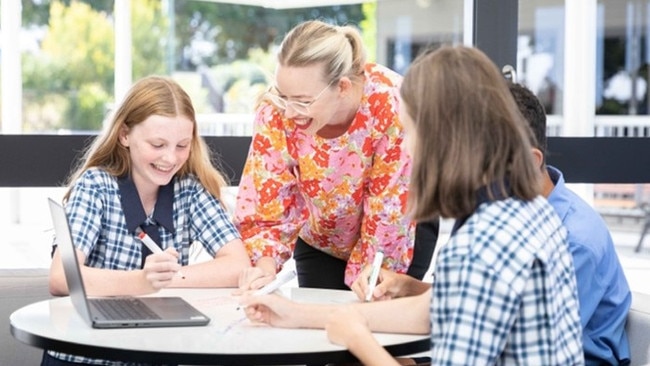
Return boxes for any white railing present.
[547,115,563,136]
[546,115,650,138]
[594,116,650,137]
[197,114,650,138]
[197,113,650,138]
[196,113,254,136]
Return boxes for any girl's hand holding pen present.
[351,267,407,301]
[239,292,301,328]
[142,248,182,289]
[350,252,389,302]
[136,228,185,282]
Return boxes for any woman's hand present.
[235,266,276,295]
[235,256,278,295]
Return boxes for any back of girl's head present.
[65,76,227,200]
[278,20,366,84]
[401,46,539,220]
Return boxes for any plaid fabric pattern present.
[49,167,240,365]
[64,168,239,268]
[430,196,583,365]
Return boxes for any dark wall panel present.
[546,137,650,184]
[0,135,252,187]
[473,0,518,70]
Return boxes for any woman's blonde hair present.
[64,75,228,201]
[277,19,366,84]
[400,46,540,221]
[258,20,367,109]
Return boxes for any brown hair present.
[64,75,228,201]
[400,46,540,220]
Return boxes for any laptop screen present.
[47,198,95,326]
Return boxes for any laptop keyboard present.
[92,298,161,320]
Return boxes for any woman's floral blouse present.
[235,63,415,286]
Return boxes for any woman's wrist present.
[256,256,278,276]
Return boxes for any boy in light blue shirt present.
[510,82,632,365]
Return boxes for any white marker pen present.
[237,269,297,310]
[365,251,384,302]
[136,228,185,279]
[253,269,297,296]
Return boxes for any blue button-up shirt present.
[547,166,631,365]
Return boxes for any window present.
[2,0,465,269]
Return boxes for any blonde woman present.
[236,20,438,294]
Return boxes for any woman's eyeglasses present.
[265,81,334,115]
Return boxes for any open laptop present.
[47,198,210,329]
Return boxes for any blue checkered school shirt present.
[48,167,240,365]
[430,196,584,365]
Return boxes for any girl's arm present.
[48,247,176,296]
[326,305,402,366]
[243,288,431,335]
[169,238,250,288]
[49,239,250,295]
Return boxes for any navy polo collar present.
[451,180,512,235]
[118,175,176,234]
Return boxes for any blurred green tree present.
[22,0,166,131]
[172,2,365,70]
[19,0,368,129]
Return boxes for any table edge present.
[11,322,429,365]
